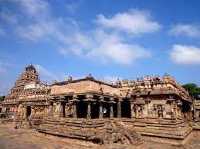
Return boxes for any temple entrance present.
[91,102,99,119]
[181,101,191,120]
[182,101,191,113]
[121,100,131,118]
[103,103,110,118]
[26,106,31,118]
[77,101,87,118]
[157,105,163,118]
[113,103,117,117]
[62,102,66,117]
[5,107,10,113]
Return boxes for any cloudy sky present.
[0,0,200,95]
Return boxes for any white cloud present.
[16,21,57,42]
[35,64,58,82]
[0,61,13,95]
[65,1,82,14]
[59,29,151,65]
[169,24,200,38]
[13,0,54,41]
[170,44,200,64]
[0,10,18,25]
[96,9,161,35]
[17,0,49,18]
[5,0,153,65]
[87,30,150,64]
[58,30,93,56]
[16,23,50,41]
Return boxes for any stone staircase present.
[133,118,192,140]
[105,120,142,145]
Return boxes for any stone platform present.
[130,118,192,144]
[36,118,142,145]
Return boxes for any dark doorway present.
[157,105,163,118]
[121,100,131,118]
[91,102,99,119]
[182,101,191,113]
[181,101,191,120]
[103,103,110,118]
[62,102,66,117]
[26,106,31,118]
[6,107,10,113]
[77,101,87,118]
[113,103,117,117]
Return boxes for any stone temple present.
[0,64,200,145]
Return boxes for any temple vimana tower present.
[1,64,200,145]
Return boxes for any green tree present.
[0,96,5,101]
[182,83,200,99]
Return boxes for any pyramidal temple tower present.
[5,64,40,102]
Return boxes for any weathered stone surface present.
[0,64,197,146]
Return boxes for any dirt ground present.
[0,124,199,149]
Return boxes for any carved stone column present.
[48,102,53,117]
[109,97,114,118]
[117,98,122,118]
[110,104,114,118]
[144,98,151,118]
[177,99,183,119]
[24,106,27,120]
[72,95,78,118]
[87,101,91,119]
[168,97,175,120]
[130,101,135,118]
[57,97,65,118]
[86,94,93,119]
[54,102,62,118]
[59,102,64,118]
[99,96,104,119]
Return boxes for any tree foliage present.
[182,83,200,99]
[0,96,5,101]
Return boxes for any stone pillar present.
[99,96,104,119]
[73,104,77,118]
[24,106,27,120]
[130,101,135,118]
[171,101,175,120]
[110,104,114,118]
[173,102,178,120]
[177,100,182,119]
[109,98,114,118]
[144,98,151,118]
[87,101,91,119]
[59,97,66,118]
[117,99,121,118]
[86,94,93,119]
[72,95,78,118]
[54,102,62,118]
[48,102,53,117]
[59,102,64,117]
[196,111,199,121]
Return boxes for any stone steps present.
[134,120,192,139]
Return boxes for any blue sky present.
[0,0,200,95]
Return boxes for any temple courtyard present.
[0,124,199,149]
